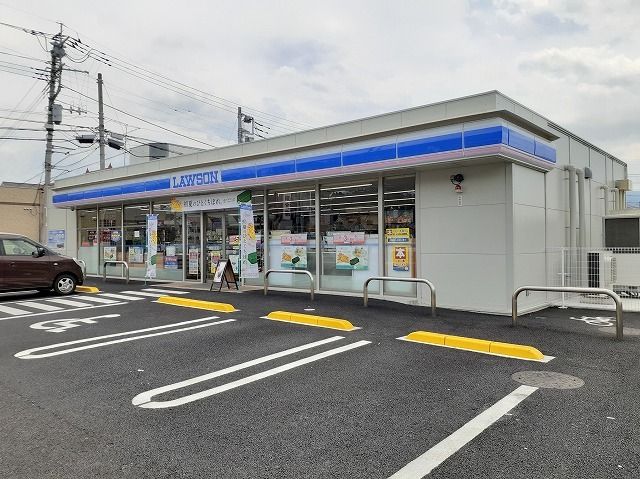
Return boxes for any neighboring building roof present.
[0,182,41,188]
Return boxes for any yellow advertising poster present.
[385,227,410,243]
[392,245,410,272]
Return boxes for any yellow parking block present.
[405,331,446,345]
[402,330,546,361]
[264,311,357,331]
[489,341,544,361]
[75,286,100,293]
[444,334,492,353]
[157,296,236,312]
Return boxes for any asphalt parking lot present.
[1,281,639,478]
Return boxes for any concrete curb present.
[264,311,358,331]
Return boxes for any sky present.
[1,0,639,186]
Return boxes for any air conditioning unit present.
[587,251,616,289]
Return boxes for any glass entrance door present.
[186,213,201,281]
[205,213,224,281]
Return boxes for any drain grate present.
[511,371,584,389]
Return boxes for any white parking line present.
[120,291,168,298]
[0,304,31,315]
[387,385,539,478]
[142,288,189,295]
[132,338,371,409]
[46,298,95,308]
[0,302,127,321]
[98,293,144,301]
[73,296,120,304]
[15,316,235,359]
[16,301,63,311]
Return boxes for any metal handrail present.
[363,276,436,317]
[76,259,87,280]
[512,286,623,341]
[264,269,314,300]
[103,260,130,284]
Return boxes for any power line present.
[63,85,217,148]
[63,32,312,132]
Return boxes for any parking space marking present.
[142,288,189,295]
[30,314,120,333]
[132,338,371,409]
[15,301,63,312]
[0,304,32,315]
[15,316,235,359]
[388,385,538,479]
[120,291,170,298]
[46,298,98,308]
[98,293,145,301]
[71,296,120,304]
[0,302,128,321]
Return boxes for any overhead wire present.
[64,33,312,132]
[63,85,217,148]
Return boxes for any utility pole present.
[97,72,105,169]
[237,106,243,144]
[41,27,66,243]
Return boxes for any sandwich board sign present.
[210,259,238,292]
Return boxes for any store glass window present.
[154,202,183,281]
[268,186,316,289]
[123,203,150,278]
[77,208,98,274]
[98,206,123,276]
[383,176,416,296]
[320,180,379,292]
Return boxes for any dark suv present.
[0,233,84,295]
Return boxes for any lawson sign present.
[171,169,220,188]
[52,168,222,204]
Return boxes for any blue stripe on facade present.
[534,140,557,163]
[221,166,256,182]
[397,132,463,159]
[66,191,85,202]
[463,126,508,148]
[52,126,557,204]
[257,159,296,177]
[121,183,147,195]
[341,143,396,166]
[82,189,103,199]
[296,152,342,172]
[52,194,68,204]
[508,129,535,155]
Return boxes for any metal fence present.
[547,247,640,312]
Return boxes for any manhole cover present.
[511,371,584,389]
[597,327,640,337]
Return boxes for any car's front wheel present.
[53,274,77,295]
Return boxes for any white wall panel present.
[514,253,547,309]
[513,164,545,208]
[418,163,506,208]
[419,204,506,254]
[513,204,546,254]
[545,167,566,212]
[545,208,567,249]
[569,138,589,169]
[589,150,606,183]
[420,253,507,312]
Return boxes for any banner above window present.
[170,190,251,212]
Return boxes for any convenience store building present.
[48,91,629,314]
